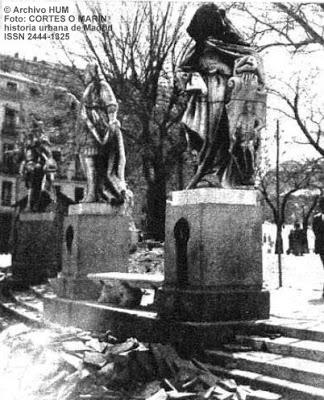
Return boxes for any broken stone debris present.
[129,246,164,274]
[0,323,281,400]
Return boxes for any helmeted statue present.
[12,116,57,212]
[78,63,126,205]
[179,4,266,188]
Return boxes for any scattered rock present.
[106,337,138,357]
[218,378,237,392]
[0,322,31,340]
[97,362,114,377]
[246,390,282,400]
[167,391,196,399]
[62,340,90,352]
[83,351,107,368]
[0,322,282,400]
[146,388,168,400]
[60,351,84,370]
[86,338,108,353]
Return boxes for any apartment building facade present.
[0,53,86,252]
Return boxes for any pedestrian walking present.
[287,223,304,256]
[312,197,324,296]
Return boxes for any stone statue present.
[228,100,264,185]
[12,117,57,212]
[78,63,126,205]
[179,4,266,188]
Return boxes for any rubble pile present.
[128,246,164,275]
[0,323,280,400]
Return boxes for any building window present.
[30,87,40,97]
[75,187,84,203]
[1,181,13,206]
[3,142,14,155]
[2,143,14,171]
[4,108,16,128]
[0,61,10,72]
[6,81,17,92]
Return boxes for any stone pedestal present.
[156,188,269,322]
[55,203,131,300]
[12,211,64,285]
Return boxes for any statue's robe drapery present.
[180,38,266,187]
[78,79,126,202]
[79,80,119,155]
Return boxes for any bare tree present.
[259,158,322,251]
[241,3,324,51]
[241,3,324,157]
[301,190,322,252]
[66,2,190,240]
[270,74,324,157]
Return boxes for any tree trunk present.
[145,174,166,241]
[275,222,283,287]
[302,223,309,254]
[275,223,283,254]
[177,153,184,190]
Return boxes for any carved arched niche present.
[65,225,74,254]
[173,218,190,288]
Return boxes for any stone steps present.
[236,334,324,363]
[206,349,324,388]
[203,319,324,399]
[251,320,324,342]
[206,350,324,400]
[0,298,43,327]
[202,361,324,400]
[12,291,44,313]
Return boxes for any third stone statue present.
[179,4,266,188]
[78,63,126,205]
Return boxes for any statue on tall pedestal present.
[78,63,126,205]
[179,4,266,188]
[11,116,57,212]
[156,5,269,324]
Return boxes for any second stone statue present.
[78,63,126,205]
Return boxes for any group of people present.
[286,199,324,265]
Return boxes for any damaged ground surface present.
[0,319,281,400]
[1,245,323,400]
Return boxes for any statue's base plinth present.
[56,203,130,300]
[156,286,269,322]
[157,188,269,322]
[12,212,63,285]
[51,275,101,301]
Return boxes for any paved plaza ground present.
[263,249,324,322]
[263,250,324,291]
